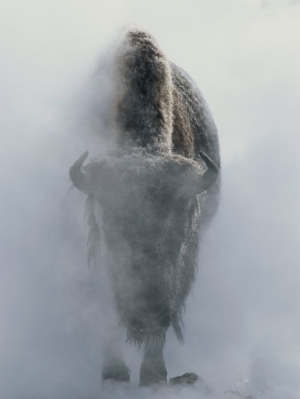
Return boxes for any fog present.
[1,1,300,398]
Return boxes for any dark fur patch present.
[114,29,173,152]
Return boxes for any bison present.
[70,29,220,386]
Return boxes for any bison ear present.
[69,151,90,194]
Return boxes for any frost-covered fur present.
[70,28,220,386]
[84,149,208,343]
[114,30,174,152]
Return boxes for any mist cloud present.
[1,1,300,398]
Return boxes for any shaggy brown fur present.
[114,30,173,152]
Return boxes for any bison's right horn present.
[198,151,219,193]
[69,151,90,194]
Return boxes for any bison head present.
[70,150,218,342]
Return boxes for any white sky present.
[1,1,300,398]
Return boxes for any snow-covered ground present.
[1,1,299,398]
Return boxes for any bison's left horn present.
[198,151,219,193]
[69,151,90,194]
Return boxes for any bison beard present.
[70,29,220,386]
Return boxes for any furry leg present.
[139,336,167,386]
[102,335,130,382]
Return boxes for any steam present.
[1,1,300,399]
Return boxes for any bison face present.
[70,150,218,338]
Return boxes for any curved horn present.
[197,151,219,193]
[69,151,90,194]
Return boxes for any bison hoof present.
[139,364,167,387]
[169,372,199,386]
[102,364,131,382]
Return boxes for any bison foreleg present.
[139,335,167,386]
[101,336,130,383]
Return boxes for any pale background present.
[1,1,300,398]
